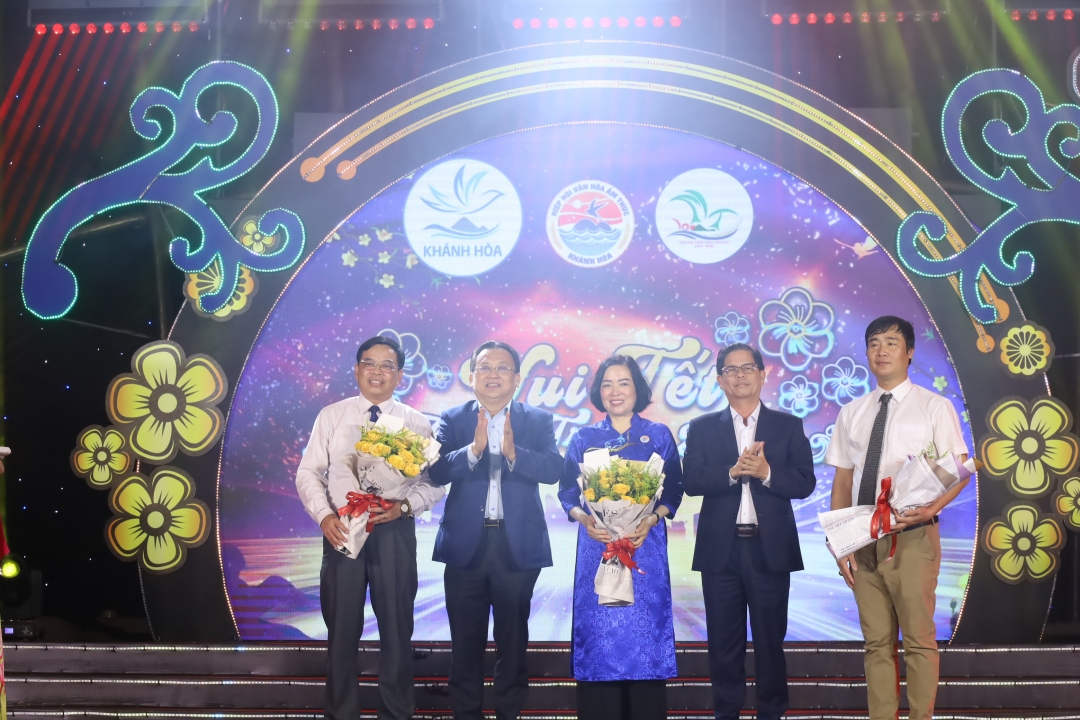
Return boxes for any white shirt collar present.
[872,377,913,404]
[359,395,397,415]
[732,402,762,427]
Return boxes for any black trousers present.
[701,534,791,720]
[444,525,541,720]
[321,517,418,720]
[576,680,667,720]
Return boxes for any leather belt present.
[899,515,939,533]
[483,518,504,528]
[735,524,758,538]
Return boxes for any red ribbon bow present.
[602,538,644,574]
[869,477,897,562]
[338,492,395,533]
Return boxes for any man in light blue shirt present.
[430,341,562,720]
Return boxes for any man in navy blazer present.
[429,341,562,720]
[684,343,816,720]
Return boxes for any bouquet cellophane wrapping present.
[328,414,442,559]
[577,449,665,606]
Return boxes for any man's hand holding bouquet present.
[330,414,440,559]
[576,448,665,606]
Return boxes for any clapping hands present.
[732,441,770,480]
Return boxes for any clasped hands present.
[730,441,769,480]
[574,509,660,549]
[471,408,516,463]
[320,502,403,548]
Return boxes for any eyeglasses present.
[358,360,399,373]
[475,365,516,377]
[720,363,761,377]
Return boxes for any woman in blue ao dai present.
[558,355,684,720]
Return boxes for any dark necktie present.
[368,404,381,423]
[857,393,892,506]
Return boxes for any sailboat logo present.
[404,159,522,276]
[656,169,753,264]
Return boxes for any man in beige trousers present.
[825,316,969,720]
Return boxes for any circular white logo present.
[546,180,634,268]
[655,168,753,264]
[404,159,522,276]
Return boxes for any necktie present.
[368,404,381,423]
[857,393,892,506]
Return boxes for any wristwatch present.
[400,497,413,518]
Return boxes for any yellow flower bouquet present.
[576,449,666,607]
[331,415,441,559]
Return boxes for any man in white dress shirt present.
[296,335,444,720]
[825,316,969,720]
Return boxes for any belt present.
[899,515,939,533]
[735,524,758,538]
[483,518,504,528]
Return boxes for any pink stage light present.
[337,19,346,30]
[1028,10,1039,20]
[896,12,904,22]
[406,17,417,29]
[87,22,98,33]
[389,17,399,29]
[670,16,681,27]
[69,23,80,34]
[652,16,664,27]
[565,17,577,28]
[617,16,629,27]
[530,17,541,28]
[371,18,382,29]
[1011,9,1021,21]
[807,13,818,24]
[860,12,870,22]
[600,17,612,28]
[52,23,63,34]
[771,13,782,25]
[824,13,835,24]
[189,21,199,31]
[583,17,594,27]
[104,22,114,33]
[319,20,329,30]
[423,18,434,28]
[931,11,940,22]
[35,23,46,35]
[789,13,800,24]
[843,12,853,23]
[512,18,524,28]
[635,16,646,27]
[1048,10,1057,20]
[154,21,164,32]
[355,19,364,29]
[120,22,131,33]
[172,21,182,31]
[547,17,558,28]
[1066,9,1075,20]
[877,11,887,22]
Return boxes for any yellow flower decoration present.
[979,396,1079,497]
[239,219,278,254]
[70,425,131,489]
[106,467,209,574]
[406,254,419,269]
[107,341,228,464]
[358,233,372,246]
[1053,477,1080,531]
[376,228,393,242]
[982,503,1064,584]
[999,324,1053,377]
[378,273,395,288]
[183,259,257,320]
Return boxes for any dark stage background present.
[2,0,1079,639]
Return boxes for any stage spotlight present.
[0,557,20,580]
[566,17,577,28]
[670,15,681,26]
[617,16,629,27]
[861,11,870,22]
[354,18,363,28]
[337,19,346,29]
[87,22,97,33]
[154,21,164,32]
[406,17,417,28]
[35,23,46,34]
[583,16,594,27]
[547,17,558,27]
[372,18,382,29]
[319,19,329,29]
[652,16,663,26]
[530,17,540,28]
[600,16,612,27]
[52,23,63,34]
[843,12,852,23]
[120,21,130,33]
[136,21,147,32]
[896,11,904,22]
[513,17,524,27]
[824,13,835,24]
[389,17,399,28]
[931,11,940,21]
[423,17,434,28]
[807,12,817,24]
[189,21,199,31]
[1067,9,1075,20]
[172,21,181,31]
[1048,9,1057,20]
[877,11,887,22]
[69,22,80,33]
[635,16,646,27]
[789,13,800,24]
[1011,9,1021,20]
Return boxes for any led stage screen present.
[218,123,976,642]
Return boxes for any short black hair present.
[470,341,521,373]
[589,355,652,414]
[716,343,765,374]
[357,335,405,369]
[865,315,915,360]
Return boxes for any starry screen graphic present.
[217,124,976,642]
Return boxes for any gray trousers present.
[321,516,418,720]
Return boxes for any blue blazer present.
[430,400,563,570]
[683,405,816,575]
